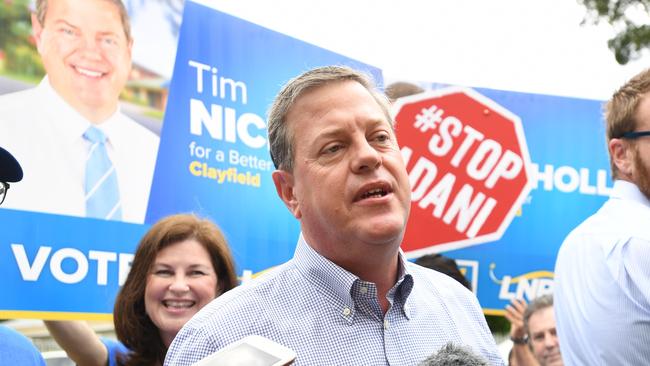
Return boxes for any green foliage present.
[579,0,650,64]
[5,43,45,76]
[486,314,510,336]
[0,0,44,78]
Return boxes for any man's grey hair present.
[523,294,554,337]
[267,65,391,171]
[35,0,132,42]
[418,342,489,366]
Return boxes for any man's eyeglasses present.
[621,131,650,139]
[0,182,9,205]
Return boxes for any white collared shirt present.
[554,180,650,365]
[0,78,159,223]
[165,235,505,365]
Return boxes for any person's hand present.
[504,298,528,340]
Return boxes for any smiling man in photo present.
[0,0,158,223]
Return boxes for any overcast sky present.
[187,0,649,101]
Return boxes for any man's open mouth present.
[355,182,392,202]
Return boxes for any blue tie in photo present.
[84,126,122,220]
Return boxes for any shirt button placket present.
[342,307,351,317]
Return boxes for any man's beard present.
[633,146,650,200]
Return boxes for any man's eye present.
[376,134,389,142]
[101,37,117,46]
[370,132,391,145]
[324,144,342,154]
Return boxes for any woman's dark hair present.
[113,214,238,365]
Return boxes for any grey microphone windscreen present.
[418,342,489,366]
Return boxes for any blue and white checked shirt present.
[165,235,504,365]
[555,180,650,365]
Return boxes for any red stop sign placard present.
[393,87,532,256]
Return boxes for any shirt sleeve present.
[99,337,129,366]
[164,326,220,366]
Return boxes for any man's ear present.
[127,38,133,57]
[272,170,301,219]
[609,138,633,178]
[31,12,44,54]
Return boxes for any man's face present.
[528,307,563,366]
[272,80,411,263]
[32,0,132,122]
[631,96,650,199]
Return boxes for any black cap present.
[0,146,23,182]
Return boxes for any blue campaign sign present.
[0,209,147,319]
[428,87,610,313]
[1,0,606,319]
[146,1,382,274]
[1,1,379,319]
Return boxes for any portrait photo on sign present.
[0,0,181,224]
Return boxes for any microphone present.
[192,335,295,366]
[418,342,489,366]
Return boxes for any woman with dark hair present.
[45,214,239,366]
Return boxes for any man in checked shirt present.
[165,66,504,366]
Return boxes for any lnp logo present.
[490,263,554,302]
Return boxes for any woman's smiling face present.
[144,239,218,347]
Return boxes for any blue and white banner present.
[0,209,146,319]
[146,1,382,274]
[0,0,380,318]
[1,0,610,319]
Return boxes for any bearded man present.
[554,68,650,365]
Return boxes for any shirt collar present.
[292,234,414,319]
[394,251,415,319]
[37,76,124,148]
[293,234,358,308]
[611,179,650,209]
